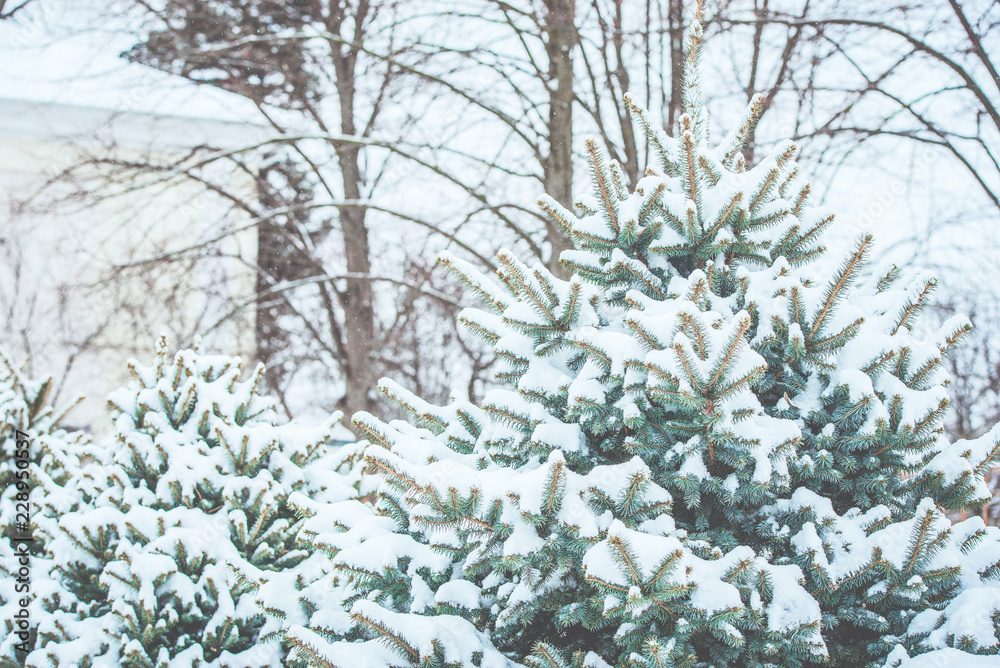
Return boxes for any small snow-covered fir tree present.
[28,338,355,668]
[0,346,90,514]
[246,10,1000,668]
[0,347,94,666]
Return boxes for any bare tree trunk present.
[543,0,576,273]
[612,0,638,185]
[339,175,378,420]
[667,0,685,132]
[328,0,380,420]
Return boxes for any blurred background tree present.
[0,0,997,515]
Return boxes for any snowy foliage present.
[0,346,94,667]
[0,346,90,503]
[252,12,1000,668]
[18,339,354,667]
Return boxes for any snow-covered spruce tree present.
[0,346,94,666]
[0,345,90,516]
[29,338,355,667]
[255,13,1000,668]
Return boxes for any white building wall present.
[0,97,261,435]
